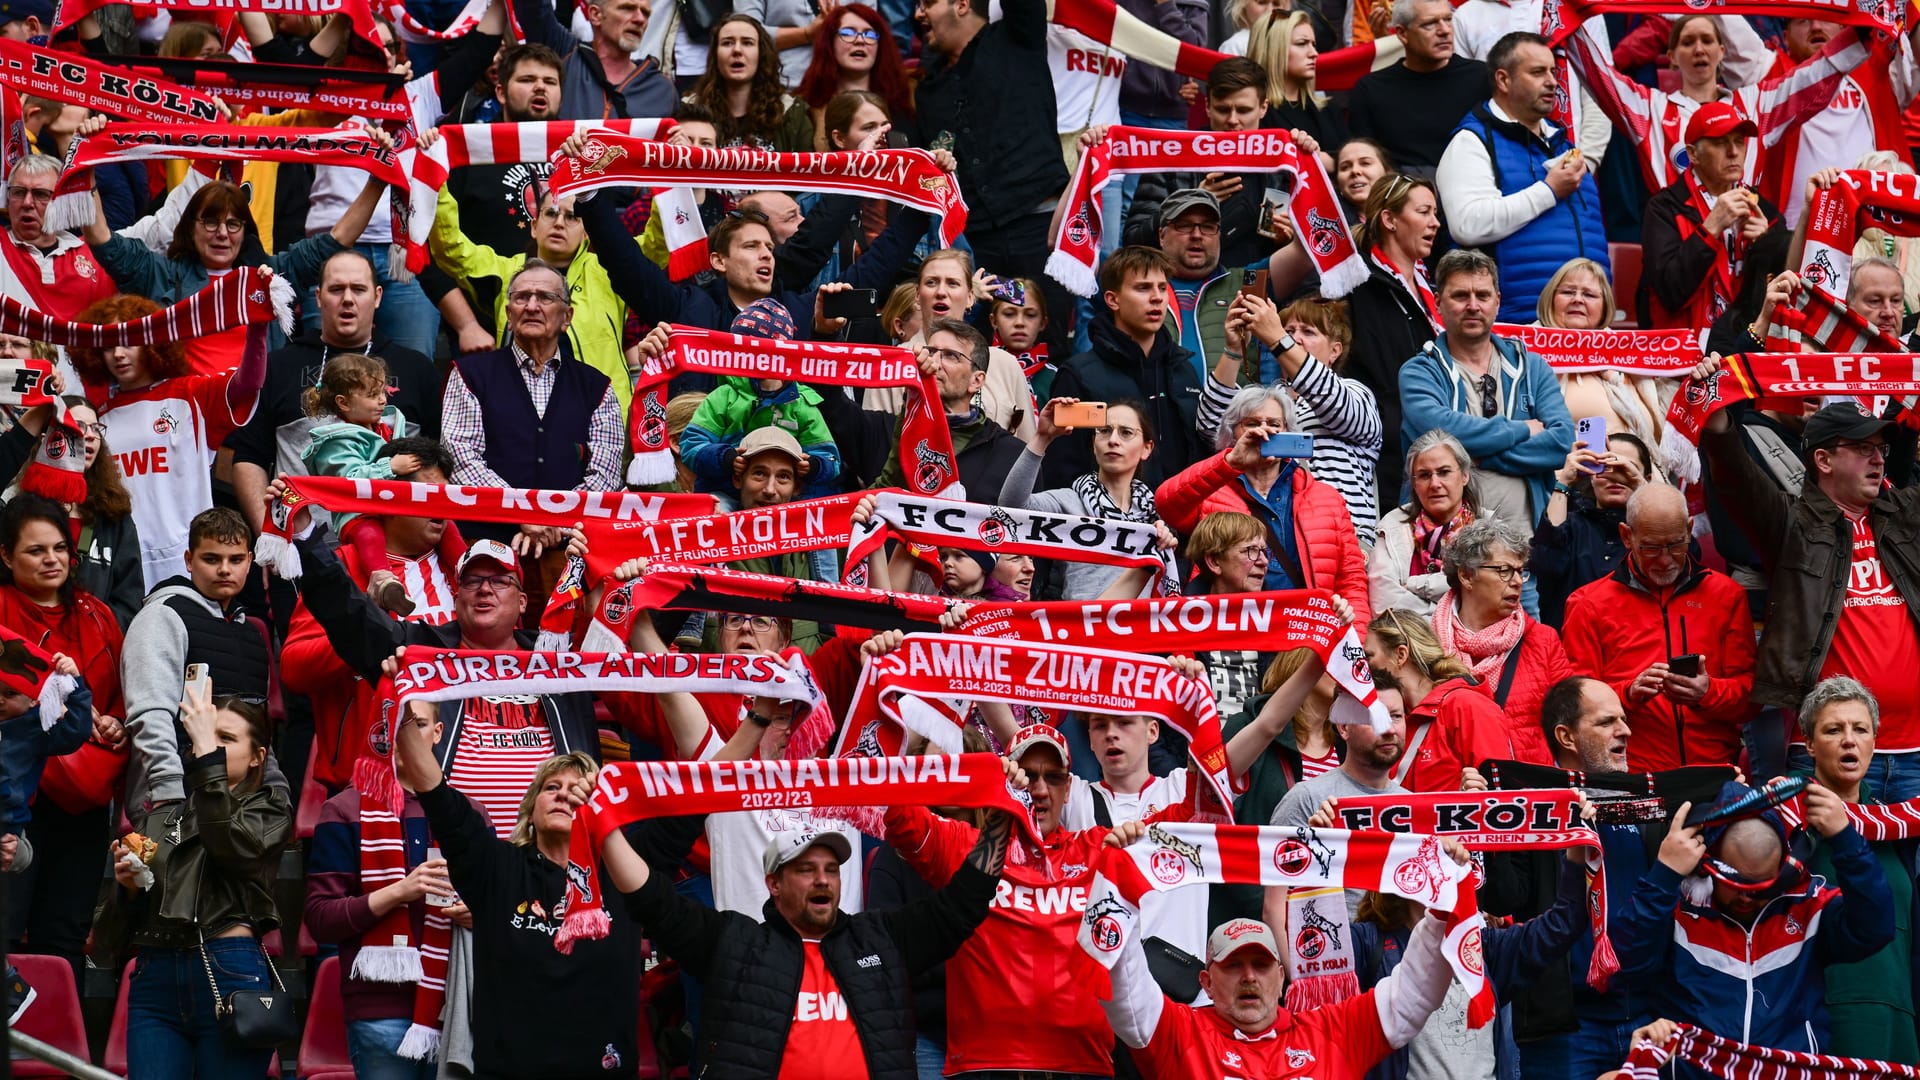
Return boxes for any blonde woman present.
[1220,0,1281,55]
[1246,11,1346,152]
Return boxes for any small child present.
[987,276,1052,404]
[679,300,842,498]
[937,547,1023,602]
[0,652,92,876]
[300,354,438,616]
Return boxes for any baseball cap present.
[455,538,522,579]
[730,297,797,340]
[736,425,805,465]
[1684,102,1759,146]
[0,0,52,27]
[763,829,853,875]
[1801,401,1891,451]
[1007,723,1070,768]
[1157,188,1221,231]
[1207,918,1282,963]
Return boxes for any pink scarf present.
[1433,592,1526,683]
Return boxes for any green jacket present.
[430,186,635,416]
[302,408,412,529]
[681,378,840,492]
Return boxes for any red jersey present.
[1821,514,1920,749]
[1135,993,1391,1080]
[884,805,1114,1075]
[778,941,870,1080]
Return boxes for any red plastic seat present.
[1609,242,1643,328]
[8,955,88,1077]
[297,742,328,840]
[298,956,352,1077]
[299,920,318,958]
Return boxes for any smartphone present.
[989,278,1027,307]
[183,663,210,703]
[1053,401,1107,430]
[1256,186,1290,240]
[1241,268,1269,300]
[821,288,879,321]
[1575,416,1608,473]
[1668,654,1705,678]
[423,846,455,907]
[1262,431,1315,458]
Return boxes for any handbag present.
[198,927,300,1049]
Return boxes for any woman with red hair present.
[66,293,269,593]
[793,3,914,150]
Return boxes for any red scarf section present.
[558,754,1035,951]
[1766,281,1908,355]
[0,356,84,503]
[626,326,951,493]
[51,0,386,53]
[113,56,412,122]
[0,40,223,126]
[1618,1023,1920,1080]
[1333,789,1618,991]
[0,624,79,729]
[0,263,288,342]
[1492,324,1702,375]
[1050,128,1364,298]
[353,795,452,1062]
[1667,352,1920,441]
[576,494,861,582]
[548,134,968,245]
[1540,0,1900,47]
[1046,0,1229,79]
[1662,174,1754,329]
[1799,169,1920,303]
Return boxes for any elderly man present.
[1349,0,1491,178]
[1397,249,1573,532]
[1560,485,1756,772]
[1642,104,1783,331]
[440,261,623,555]
[512,0,675,121]
[1437,31,1609,321]
[1703,392,1920,799]
[1616,780,1892,1073]
[2,155,116,322]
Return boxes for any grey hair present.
[1390,0,1433,30]
[1441,517,1530,591]
[1401,429,1481,517]
[1855,149,1913,174]
[1847,255,1902,300]
[1215,383,1295,451]
[1798,676,1880,739]
[6,154,60,184]
[507,258,573,306]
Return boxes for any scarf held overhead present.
[1492,324,1702,375]
[1617,1023,1920,1080]
[113,55,412,122]
[51,0,387,52]
[1538,0,1901,48]
[557,753,1037,951]
[0,264,290,345]
[548,134,969,246]
[1048,127,1364,299]
[1666,352,1920,441]
[1080,823,1495,1027]
[0,40,223,127]
[1798,169,1920,302]
[625,326,951,491]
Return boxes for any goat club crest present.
[1146,824,1205,884]
[1306,208,1343,257]
[912,439,953,494]
[1084,895,1131,953]
[577,139,628,177]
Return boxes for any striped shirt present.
[1300,748,1340,780]
[1200,353,1383,545]
[448,698,555,840]
[387,551,458,626]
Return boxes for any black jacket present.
[224,332,441,476]
[1343,252,1438,504]
[909,0,1067,233]
[1640,178,1783,327]
[1529,494,1627,628]
[624,850,997,1078]
[1041,311,1207,490]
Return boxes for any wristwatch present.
[1551,480,1573,496]
[1271,331,1299,355]
[746,710,776,728]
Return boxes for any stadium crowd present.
[5,0,1920,1075]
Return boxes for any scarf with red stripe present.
[0,356,85,504]
[1373,247,1439,333]
[1045,0,1229,79]
[381,0,487,43]
[1617,1023,1920,1080]
[0,263,290,344]
[353,791,454,1062]
[626,326,951,492]
[1539,0,1902,48]
[547,134,968,247]
[557,754,1038,951]
[1492,323,1702,375]
[1313,35,1406,93]
[108,55,413,123]
[1049,127,1364,299]
[1666,352,1920,441]
[0,624,79,730]
[51,0,387,53]
[0,40,224,128]
[1765,282,1909,357]
[1799,169,1920,303]
[652,187,709,282]
[1079,822,1495,1027]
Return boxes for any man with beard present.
[514,0,676,123]
[442,43,569,257]
[1560,484,1756,773]
[1269,675,1409,830]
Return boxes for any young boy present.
[676,301,841,498]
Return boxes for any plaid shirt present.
[442,338,624,491]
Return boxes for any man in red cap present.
[1641,101,1784,331]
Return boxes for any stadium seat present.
[103,959,134,1075]
[1610,242,1643,328]
[297,957,353,1077]
[297,742,328,840]
[8,955,88,1077]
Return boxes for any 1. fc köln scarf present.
[114,56,412,123]
[1539,0,1901,48]
[574,494,862,582]
[1049,127,1365,298]
[548,134,969,247]
[0,624,79,729]
[557,754,1037,951]
[652,187,709,281]
[627,326,953,492]
[0,40,224,127]
[0,356,85,503]
[51,0,387,53]
[1667,353,1920,442]
[1617,1023,1920,1080]
[354,795,454,1062]
[1078,823,1495,1027]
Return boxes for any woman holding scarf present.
[1369,430,1479,619]
[1341,173,1440,503]
[1000,398,1165,600]
[2,391,143,627]
[1433,519,1568,761]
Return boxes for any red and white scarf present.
[1766,282,1908,355]
[652,187,709,282]
[1045,0,1229,79]
[1432,593,1529,684]
[1799,169,1920,302]
[1492,323,1703,375]
[557,753,1037,951]
[0,40,224,128]
[0,263,290,343]
[1667,352,1920,442]
[0,356,85,504]
[1374,247,1439,334]
[110,55,413,123]
[51,0,387,52]
[627,326,951,492]
[1312,35,1407,93]
[1540,0,1902,48]
[547,134,969,247]
[574,494,861,582]
[1666,174,1754,329]
[1079,822,1495,1027]
[1617,1023,1920,1080]
[382,0,488,42]
[354,792,454,1062]
[0,624,79,729]
[1049,127,1364,299]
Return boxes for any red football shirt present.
[1135,992,1392,1080]
[778,941,870,1080]
[1821,514,1920,749]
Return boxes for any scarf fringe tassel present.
[395,1022,441,1061]
[1283,971,1361,1013]
[625,449,677,487]
[350,944,425,984]
[554,906,611,955]
[37,673,75,731]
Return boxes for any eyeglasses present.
[837,26,879,41]
[1028,769,1074,787]
[1834,440,1889,462]
[75,421,107,435]
[197,217,247,234]
[1234,543,1271,563]
[5,185,54,204]
[1478,374,1498,418]
[1164,220,1220,236]
[507,289,569,308]
[925,346,972,366]
[1476,564,1529,583]
[1092,425,1142,441]
[537,206,580,223]
[720,613,779,633]
[458,573,521,594]
[1632,538,1689,557]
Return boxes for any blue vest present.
[1454,105,1610,322]
[453,346,610,492]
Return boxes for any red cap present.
[1684,101,1758,145]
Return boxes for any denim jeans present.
[299,242,442,362]
[1516,1017,1646,1080]
[1787,743,1920,802]
[125,940,276,1080]
[348,1017,438,1080]
[915,1033,947,1080]
[1743,707,1790,784]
